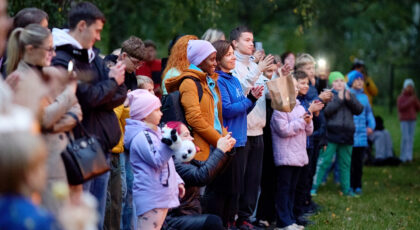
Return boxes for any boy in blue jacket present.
[347,70,375,195]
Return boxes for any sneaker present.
[354,187,362,195]
[310,189,317,196]
[253,219,270,228]
[292,223,305,229]
[296,215,313,226]
[238,220,256,230]
[274,224,301,230]
[343,190,360,197]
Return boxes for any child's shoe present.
[343,190,360,197]
[310,189,317,196]
[354,187,362,195]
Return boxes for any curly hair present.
[162,35,198,78]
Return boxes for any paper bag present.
[266,75,296,112]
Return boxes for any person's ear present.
[120,52,127,60]
[25,44,34,53]
[232,40,238,49]
[76,20,87,33]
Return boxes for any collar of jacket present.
[349,88,364,94]
[234,50,252,64]
[55,44,99,64]
[216,70,233,79]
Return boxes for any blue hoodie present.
[217,70,255,147]
[349,88,376,147]
[124,119,183,216]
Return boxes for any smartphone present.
[255,42,263,51]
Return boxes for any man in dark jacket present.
[51,2,126,229]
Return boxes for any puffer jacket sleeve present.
[365,101,376,130]
[324,96,344,118]
[174,148,231,187]
[345,91,364,115]
[180,79,222,147]
[271,111,306,138]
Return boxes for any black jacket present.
[324,89,363,145]
[52,44,127,151]
[169,148,233,217]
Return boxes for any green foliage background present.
[9,0,420,108]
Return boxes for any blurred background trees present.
[9,0,420,108]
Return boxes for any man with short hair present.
[51,2,127,229]
[104,36,145,90]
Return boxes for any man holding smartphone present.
[51,2,127,229]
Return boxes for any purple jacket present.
[271,100,313,167]
[124,119,183,216]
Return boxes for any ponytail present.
[6,28,24,75]
[5,24,51,75]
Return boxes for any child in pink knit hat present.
[124,89,185,230]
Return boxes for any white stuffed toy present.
[161,126,196,162]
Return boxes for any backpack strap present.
[180,76,203,102]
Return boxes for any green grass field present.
[308,106,420,229]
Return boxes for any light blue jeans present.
[400,120,416,162]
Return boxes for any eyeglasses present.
[37,46,55,54]
[128,55,143,67]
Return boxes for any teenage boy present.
[51,2,127,229]
[293,70,324,225]
[230,25,274,230]
[103,36,145,229]
[104,36,145,90]
[347,70,375,195]
[135,40,162,95]
[294,54,330,216]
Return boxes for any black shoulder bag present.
[61,112,110,185]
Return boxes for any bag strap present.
[143,131,156,155]
[180,76,203,102]
[143,131,170,187]
[66,112,90,137]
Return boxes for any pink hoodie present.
[270,100,313,167]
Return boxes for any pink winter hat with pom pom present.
[127,89,161,121]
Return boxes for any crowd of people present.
[0,1,419,230]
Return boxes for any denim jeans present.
[400,120,416,162]
[120,151,134,230]
[83,167,110,230]
[105,154,123,230]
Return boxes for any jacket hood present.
[124,119,160,149]
[52,28,96,62]
[165,65,218,93]
[349,87,364,94]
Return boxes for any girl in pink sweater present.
[270,77,313,229]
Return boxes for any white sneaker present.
[292,223,305,229]
[274,224,301,230]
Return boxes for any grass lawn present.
[308,106,420,229]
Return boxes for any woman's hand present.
[217,132,236,153]
[250,85,264,99]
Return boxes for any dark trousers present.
[351,147,366,189]
[203,147,246,226]
[165,214,224,230]
[275,166,301,228]
[104,153,122,230]
[256,109,276,222]
[237,135,264,223]
[293,148,314,217]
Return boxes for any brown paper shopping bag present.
[266,75,296,112]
